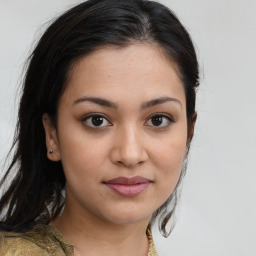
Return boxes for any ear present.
[187,112,197,144]
[42,113,61,161]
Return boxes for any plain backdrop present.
[0,1,256,255]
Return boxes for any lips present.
[103,176,151,197]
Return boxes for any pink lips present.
[104,176,151,197]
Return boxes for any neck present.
[51,203,150,256]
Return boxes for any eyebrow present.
[141,96,182,110]
[73,96,181,109]
[73,96,118,109]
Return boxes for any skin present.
[43,44,192,256]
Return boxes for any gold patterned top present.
[0,224,158,256]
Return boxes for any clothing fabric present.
[0,224,158,256]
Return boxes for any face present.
[43,44,189,226]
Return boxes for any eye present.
[81,114,112,128]
[145,113,174,128]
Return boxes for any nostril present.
[115,159,145,168]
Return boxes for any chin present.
[97,204,153,226]
[105,215,150,226]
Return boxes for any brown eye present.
[145,114,173,128]
[151,116,163,126]
[91,116,104,126]
[82,114,111,128]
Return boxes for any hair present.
[0,0,199,237]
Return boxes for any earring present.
[48,149,54,157]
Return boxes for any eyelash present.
[81,112,174,129]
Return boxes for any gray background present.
[0,0,256,255]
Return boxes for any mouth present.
[103,176,152,197]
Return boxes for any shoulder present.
[0,232,49,256]
[0,224,71,256]
[0,231,48,256]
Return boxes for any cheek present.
[151,131,187,189]
[59,138,108,208]
[57,126,109,183]
[62,144,106,172]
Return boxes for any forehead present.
[62,44,185,105]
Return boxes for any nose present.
[110,125,149,168]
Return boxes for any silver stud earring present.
[48,150,54,157]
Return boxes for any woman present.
[0,0,199,255]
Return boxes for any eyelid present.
[147,112,175,122]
